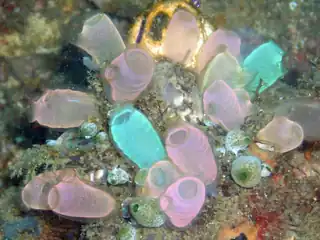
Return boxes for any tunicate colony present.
[23,1,314,238]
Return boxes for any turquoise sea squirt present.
[243,40,286,97]
[109,105,167,168]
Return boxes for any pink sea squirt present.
[103,46,154,103]
[162,9,200,65]
[165,122,217,185]
[198,51,242,92]
[22,169,116,220]
[203,80,252,131]
[32,89,99,128]
[256,116,304,153]
[48,176,116,220]
[159,176,206,228]
[74,13,125,67]
[197,28,241,73]
[22,169,77,210]
[143,160,181,197]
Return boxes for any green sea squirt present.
[109,104,167,169]
[127,197,166,228]
[117,223,140,240]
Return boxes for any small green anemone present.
[231,156,261,188]
[128,197,166,228]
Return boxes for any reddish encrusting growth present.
[303,141,320,161]
[0,24,10,34]
[1,0,17,12]
[254,210,281,240]
[271,173,286,186]
[0,0,18,35]
[248,194,285,240]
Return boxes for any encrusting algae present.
[0,14,61,57]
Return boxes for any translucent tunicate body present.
[22,169,77,210]
[256,116,304,153]
[243,41,286,96]
[32,89,99,128]
[159,176,206,228]
[109,105,167,169]
[162,9,200,65]
[74,13,125,66]
[203,80,252,131]
[199,51,245,92]
[197,28,241,73]
[48,176,116,219]
[22,169,116,220]
[103,46,154,103]
[165,122,217,185]
[143,160,181,197]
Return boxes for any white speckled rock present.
[107,166,130,185]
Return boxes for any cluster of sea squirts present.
[21,0,299,239]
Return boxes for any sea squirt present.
[162,9,200,65]
[256,116,304,153]
[203,80,252,131]
[103,46,154,103]
[48,176,116,220]
[143,160,181,197]
[32,89,99,128]
[165,122,217,185]
[197,28,241,73]
[159,176,206,228]
[73,13,125,67]
[109,104,167,169]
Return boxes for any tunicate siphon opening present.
[177,10,194,23]
[41,182,54,196]
[150,168,166,186]
[207,103,218,115]
[104,65,120,82]
[215,44,228,54]
[86,14,104,27]
[125,48,153,75]
[47,186,60,210]
[169,128,188,145]
[179,179,198,199]
[56,169,77,183]
[113,110,133,125]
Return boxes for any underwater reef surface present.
[0,0,320,240]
